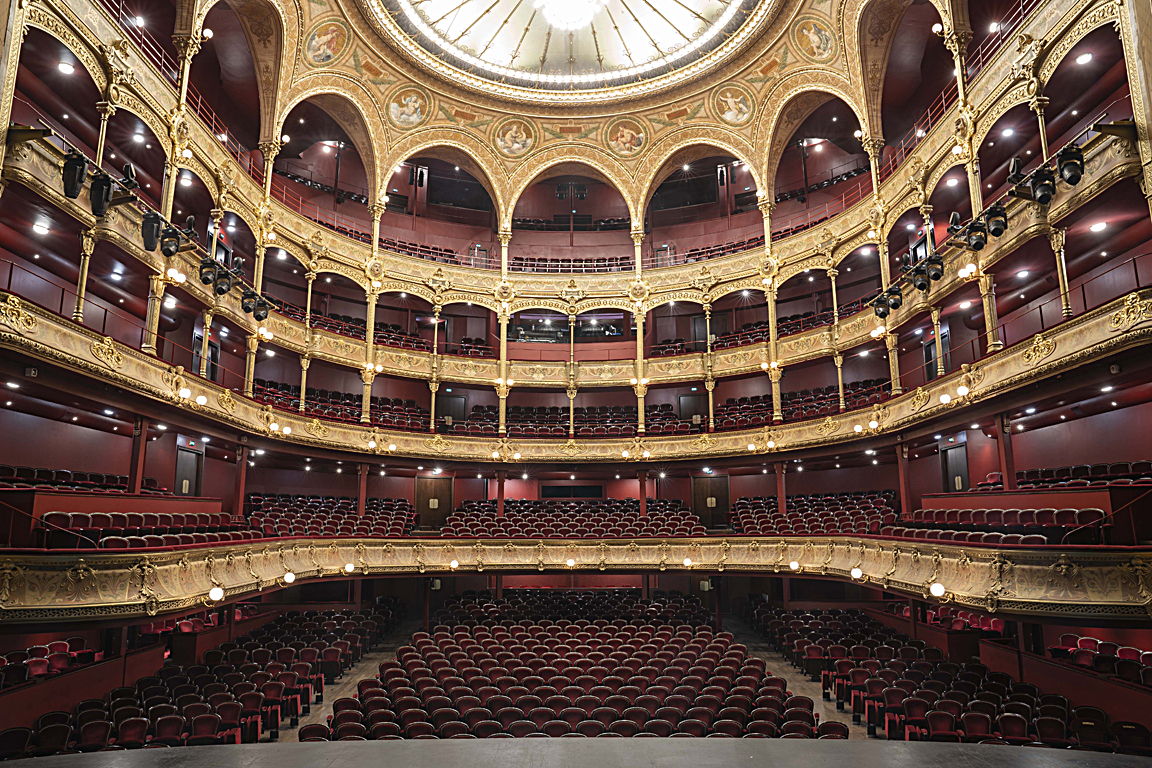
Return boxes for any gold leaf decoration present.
[424,434,452,452]
[909,387,930,411]
[1021,332,1056,366]
[305,418,330,437]
[90,336,123,370]
[556,439,586,457]
[0,295,37,335]
[217,389,237,413]
[813,416,840,436]
[1109,293,1152,332]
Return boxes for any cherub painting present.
[607,119,645,157]
[389,88,427,128]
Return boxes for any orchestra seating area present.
[0,466,169,494]
[244,495,417,538]
[439,500,705,538]
[895,508,1108,545]
[731,493,898,536]
[252,380,431,432]
[450,405,673,438]
[744,598,1152,751]
[0,604,403,756]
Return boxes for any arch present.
[503,146,638,232]
[634,129,762,213]
[182,0,296,145]
[646,294,707,314]
[754,73,869,193]
[380,130,508,222]
[440,294,499,313]
[276,76,387,204]
[850,0,935,139]
[22,19,108,95]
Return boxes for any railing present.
[0,259,248,393]
[770,176,874,239]
[897,253,1152,392]
[641,235,764,270]
[964,0,1044,80]
[774,156,872,199]
[877,81,960,183]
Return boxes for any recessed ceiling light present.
[946,178,958,187]
[1090,222,1107,232]
[110,273,121,281]
[1112,401,1118,407]
[32,224,49,235]
[860,350,869,357]
[57,61,75,74]
[5,383,18,389]
[1026,407,1036,414]
[971,424,980,429]
[1016,270,1029,278]
[254,449,264,455]
[1071,110,1079,116]
[1076,52,1093,65]
[157,424,167,430]
[1060,415,1066,420]
[906,223,916,231]
[959,301,971,309]
[933,434,942,440]
[132,134,144,143]
[1001,128,1014,137]
[104,409,114,415]
[989,21,1000,32]
[1101,386,1114,392]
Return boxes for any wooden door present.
[416,477,453,530]
[691,476,730,529]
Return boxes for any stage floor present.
[23,739,1152,768]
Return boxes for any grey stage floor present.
[19,739,1152,768]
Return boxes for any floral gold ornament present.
[1109,293,1152,332]
[909,387,930,411]
[217,389,237,414]
[90,336,123,370]
[0,295,37,335]
[813,416,840,437]
[305,418,331,438]
[1021,332,1056,366]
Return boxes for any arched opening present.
[381,156,497,268]
[770,97,869,237]
[509,164,632,273]
[188,2,264,152]
[640,145,762,269]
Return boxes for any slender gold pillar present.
[142,275,166,355]
[498,231,512,277]
[634,310,646,435]
[568,314,577,438]
[73,230,96,322]
[198,309,214,378]
[704,304,714,431]
[243,333,258,397]
[365,290,378,368]
[298,355,309,412]
[1048,227,1072,317]
[768,364,783,423]
[767,284,779,363]
[931,307,945,377]
[95,102,115,170]
[979,272,1003,351]
[360,369,374,423]
[497,310,510,435]
[834,354,846,411]
[885,333,902,395]
[632,231,645,275]
[828,267,839,326]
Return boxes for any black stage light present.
[1030,167,1057,205]
[873,298,890,319]
[967,218,988,251]
[912,267,930,292]
[947,211,963,234]
[141,212,162,251]
[159,227,181,259]
[885,285,903,310]
[1057,144,1084,185]
[213,268,232,296]
[1007,157,1026,184]
[926,254,944,282]
[198,256,217,285]
[120,163,139,190]
[89,173,113,217]
[985,204,1008,238]
[253,298,269,323]
[241,289,257,314]
[62,151,86,199]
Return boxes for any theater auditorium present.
[0,0,1150,762]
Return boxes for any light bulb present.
[789,561,800,571]
[369,441,377,449]
[957,385,970,396]
[195,395,208,405]
[748,444,757,451]
[683,558,692,567]
[269,422,279,431]
[283,572,295,583]
[868,420,879,429]
[208,586,224,601]
[282,427,291,435]
[929,582,946,597]
[854,424,863,433]
[449,560,459,569]
[850,568,863,579]
[939,394,951,404]
[344,563,355,573]
[566,558,576,567]
[178,387,191,399]
[388,444,397,452]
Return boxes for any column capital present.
[148,274,166,296]
[833,353,843,368]
[497,230,513,246]
[757,198,776,216]
[300,355,311,371]
[826,267,838,279]
[1029,95,1050,116]
[246,334,260,353]
[630,230,645,246]
[931,306,942,325]
[1047,226,1066,252]
[257,139,285,162]
[96,101,117,119]
[367,201,388,219]
[79,228,98,256]
[171,34,202,62]
[884,332,898,351]
[978,273,995,295]
[360,368,376,385]
[861,136,886,160]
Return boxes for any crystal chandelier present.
[534,0,605,31]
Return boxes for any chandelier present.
[534,0,605,30]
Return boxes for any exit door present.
[175,447,202,496]
[942,445,969,492]
[691,476,730,528]
[416,477,453,530]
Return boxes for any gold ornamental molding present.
[2,284,1152,463]
[1,537,1151,623]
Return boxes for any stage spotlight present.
[966,218,987,251]
[1057,143,1084,185]
[141,212,162,251]
[947,211,963,234]
[911,267,930,292]
[213,268,232,296]
[198,256,217,285]
[89,173,113,217]
[253,298,270,322]
[926,254,944,281]
[241,289,257,314]
[873,298,890,319]
[985,203,1007,238]
[159,228,180,259]
[62,151,86,199]
[1007,156,1026,184]
[885,285,903,310]
[1030,167,1056,205]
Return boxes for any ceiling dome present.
[363,0,767,96]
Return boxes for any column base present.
[773,414,782,423]
[891,387,904,396]
[142,343,157,356]
[71,310,84,323]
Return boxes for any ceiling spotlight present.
[989,21,1000,32]
[522,473,528,480]
[57,61,75,74]
[1101,385,1114,392]
[1001,128,1014,137]
[132,134,144,143]
[946,178,958,187]
[959,301,972,309]
[32,223,49,235]
[1017,270,1029,278]
[1076,52,1093,65]
[1090,221,1107,232]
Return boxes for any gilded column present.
[497,309,510,435]
[878,240,891,289]
[160,155,180,222]
[429,306,440,432]
[758,198,775,257]
[704,304,715,431]
[1031,96,1051,161]
[369,202,385,255]
[359,369,374,423]
[766,284,779,363]
[863,137,885,198]
[73,229,96,322]
[95,102,116,169]
[568,314,577,438]
[0,0,31,171]
[827,266,839,326]
[298,355,309,413]
[427,379,439,433]
[364,290,379,368]
[243,333,258,397]
[633,310,647,434]
[834,353,846,412]
[304,271,315,330]
[631,230,645,276]
[979,272,1003,351]
[142,274,166,355]
[1048,227,1072,317]
[931,307,945,377]
[253,243,266,296]
[171,33,202,107]
[498,230,512,277]
[198,309,214,378]
[768,364,783,423]
[885,333,902,395]
[257,140,284,198]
